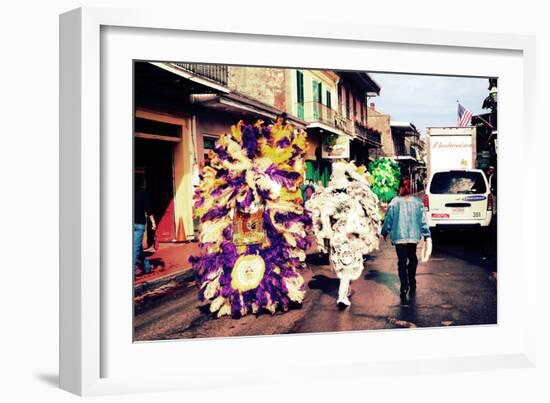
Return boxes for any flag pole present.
[473,113,495,129]
[457,100,494,129]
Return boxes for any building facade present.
[134,62,383,244]
[287,69,342,186]
[336,72,382,166]
[390,121,425,192]
[366,102,393,157]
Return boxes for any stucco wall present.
[367,104,394,156]
[228,67,287,111]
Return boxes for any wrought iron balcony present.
[367,128,381,145]
[296,102,351,133]
[353,122,369,142]
[173,63,228,86]
[354,122,381,146]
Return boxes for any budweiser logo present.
[432,141,471,149]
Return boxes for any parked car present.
[424,169,493,232]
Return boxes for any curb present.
[134,267,195,301]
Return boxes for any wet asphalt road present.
[134,229,497,341]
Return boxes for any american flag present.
[457,102,473,127]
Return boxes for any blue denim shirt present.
[381,196,431,244]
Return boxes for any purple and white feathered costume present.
[190,119,312,318]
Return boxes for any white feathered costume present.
[306,161,382,306]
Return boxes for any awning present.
[390,121,419,137]
[306,121,347,137]
[194,92,307,129]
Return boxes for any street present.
[134,229,497,341]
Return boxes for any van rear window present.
[429,171,487,194]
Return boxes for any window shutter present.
[312,80,320,120]
[296,71,304,103]
[296,71,304,119]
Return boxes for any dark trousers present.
[395,243,418,293]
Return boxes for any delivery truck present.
[425,126,477,179]
[424,126,492,231]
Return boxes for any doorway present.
[134,138,176,242]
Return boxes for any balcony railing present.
[353,122,369,142]
[368,130,381,145]
[334,114,353,134]
[173,63,228,86]
[353,122,381,146]
[297,102,351,132]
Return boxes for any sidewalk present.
[134,242,199,299]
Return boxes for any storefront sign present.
[322,135,350,159]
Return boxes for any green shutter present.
[296,71,304,103]
[296,71,304,119]
[312,80,319,120]
[321,161,331,187]
[312,80,319,101]
[305,160,315,181]
[326,90,332,108]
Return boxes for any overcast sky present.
[368,73,491,137]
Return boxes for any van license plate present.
[452,208,464,214]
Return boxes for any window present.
[203,136,218,167]
[326,90,332,109]
[429,171,487,194]
[203,136,217,150]
[312,80,322,104]
[338,85,342,113]
[312,80,323,120]
[345,88,350,118]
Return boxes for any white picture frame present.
[59,6,537,396]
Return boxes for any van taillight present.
[487,194,493,211]
[423,194,429,210]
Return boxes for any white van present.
[424,169,492,231]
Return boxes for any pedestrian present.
[482,165,497,260]
[486,165,497,214]
[300,179,314,205]
[486,166,496,195]
[381,176,431,298]
[134,174,156,275]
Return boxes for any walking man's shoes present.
[337,296,351,308]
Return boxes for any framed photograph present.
[60,7,537,396]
